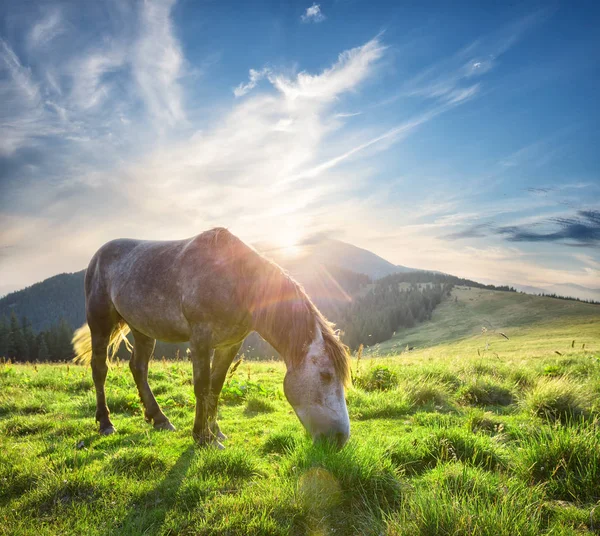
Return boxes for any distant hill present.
[371,285,600,355]
[544,283,600,302]
[514,283,600,302]
[0,271,85,332]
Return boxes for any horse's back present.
[84,229,251,342]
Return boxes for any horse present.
[72,228,351,448]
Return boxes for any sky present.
[0,0,599,297]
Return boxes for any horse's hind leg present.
[90,329,116,435]
[129,328,175,431]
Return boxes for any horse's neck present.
[249,271,314,361]
[251,314,289,358]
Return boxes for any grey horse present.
[72,228,350,448]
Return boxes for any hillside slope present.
[371,286,600,355]
[0,271,85,331]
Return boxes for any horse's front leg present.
[129,328,175,431]
[210,343,243,441]
[190,328,220,447]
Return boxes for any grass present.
[1,301,599,534]
[369,286,600,354]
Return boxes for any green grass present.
[370,286,600,354]
[1,306,600,535]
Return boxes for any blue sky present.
[0,0,599,297]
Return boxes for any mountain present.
[0,271,85,332]
[262,238,416,279]
[309,239,417,278]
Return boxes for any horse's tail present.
[72,320,132,365]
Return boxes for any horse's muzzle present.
[314,423,350,449]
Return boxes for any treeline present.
[0,313,74,362]
[535,293,600,305]
[375,270,516,292]
[335,279,451,349]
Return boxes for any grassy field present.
[1,294,600,535]
[370,286,600,354]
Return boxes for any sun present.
[275,230,302,258]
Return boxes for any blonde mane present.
[249,258,351,386]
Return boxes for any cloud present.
[334,111,362,118]
[0,39,39,103]
[28,8,64,48]
[383,12,546,111]
[445,210,600,248]
[526,187,553,194]
[133,0,185,127]
[68,48,127,110]
[444,223,495,240]
[234,67,271,97]
[0,38,50,156]
[1,0,185,159]
[498,210,600,246]
[0,36,389,285]
[301,3,326,23]
[269,38,386,101]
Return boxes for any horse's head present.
[283,327,350,448]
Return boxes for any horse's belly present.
[111,293,191,342]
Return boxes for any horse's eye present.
[320,372,333,383]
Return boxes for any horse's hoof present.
[154,421,176,432]
[216,430,227,441]
[99,425,116,436]
[194,436,225,449]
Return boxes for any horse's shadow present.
[104,444,196,535]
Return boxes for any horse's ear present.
[313,321,324,343]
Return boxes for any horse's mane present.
[208,228,351,386]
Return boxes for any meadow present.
[1,293,600,535]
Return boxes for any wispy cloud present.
[498,210,600,246]
[0,39,39,103]
[382,11,547,110]
[443,209,600,248]
[68,48,126,111]
[1,36,390,282]
[234,67,271,97]
[301,3,325,23]
[269,38,386,101]
[133,0,185,127]
[334,111,362,118]
[0,38,47,155]
[444,223,495,240]
[28,7,64,49]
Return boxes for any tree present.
[37,336,49,361]
[8,312,28,361]
[0,316,8,357]
[22,317,37,361]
